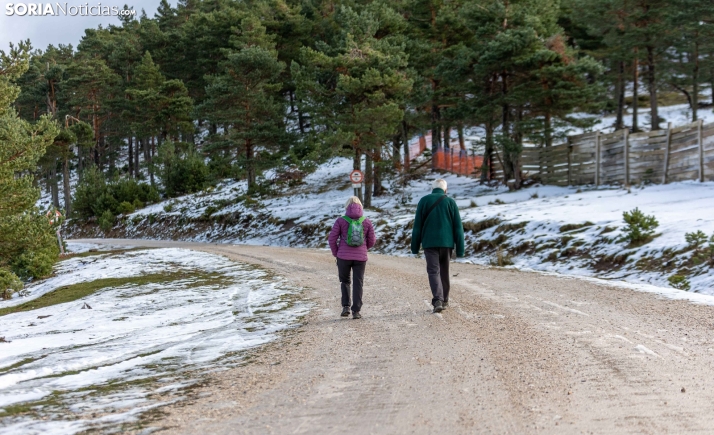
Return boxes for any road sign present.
[349,170,364,184]
[352,183,362,189]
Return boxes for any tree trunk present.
[481,122,494,183]
[373,144,384,197]
[392,135,401,170]
[646,45,659,130]
[457,124,465,150]
[544,111,553,148]
[431,104,441,156]
[128,136,134,177]
[135,138,141,178]
[401,121,410,180]
[710,55,714,105]
[63,154,71,215]
[77,144,83,181]
[501,71,509,133]
[149,136,155,186]
[143,137,150,162]
[692,38,699,122]
[108,136,114,175]
[246,139,255,188]
[616,60,626,130]
[633,53,639,132]
[51,162,60,209]
[513,107,524,190]
[364,148,373,207]
[443,125,450,148]
[298,109,306,134]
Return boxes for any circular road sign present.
[349,170,364,184]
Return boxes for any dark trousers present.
[424,248,451,305]
[337,258,366,313]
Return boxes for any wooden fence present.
[491,119,714,186]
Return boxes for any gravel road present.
[74,239,714,434]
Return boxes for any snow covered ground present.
[65,153,714,296]
[453,181,714,292]
[0,245,307,434]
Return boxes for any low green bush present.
[668,274,690,291]
[685,230,707,249]
[622,208,658,245]
[98,210,115,232]
[157,142,210,197]
[116,201,135,215]
[72,167,159,219]
[0,268,23,300]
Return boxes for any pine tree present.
[0,42,60,299]
[293,3,413,205]
[664,0,714,121]
[200,15,287,188]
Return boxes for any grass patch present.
[463,218,501,234]
[0,356,44,374]
[0,270,231,317]
[559,222,594,233]
[0,391,63,418]
[61,247,150,260]
[494,221,529,234]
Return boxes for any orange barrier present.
[433,147,483,176]
[408,133,429,159]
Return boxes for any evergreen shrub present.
[98,210,115,232]
[685,230,707,249]
[622,208,659,245]
[157,142,209,197]
[72,167,159,219]
[668,274,690,291]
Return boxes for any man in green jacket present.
[411,179,465,313]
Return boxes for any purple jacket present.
[328,203,376,261]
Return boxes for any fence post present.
[663,122,671,184]
[595,131,600,187]
[567,138,573,185]
[451,147,454,173]
[624,129,630,188]
[698,119,704,182]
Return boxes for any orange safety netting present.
[433,148,483,176]
[408,133,429,159]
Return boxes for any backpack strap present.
[357,217,365,224]
[342,216,354,244]
[421,194,448,234]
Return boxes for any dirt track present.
[74,239,714,434]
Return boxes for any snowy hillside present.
[65,156,714,295]
[0,246,307,434]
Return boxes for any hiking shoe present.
[341,306,350,317]
[442,301,449,309]
[433,300,443,313]
[353,312,362,319]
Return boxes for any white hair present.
[345,196,362,207]
[432,179,447,191]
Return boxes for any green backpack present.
[341,216,366,247]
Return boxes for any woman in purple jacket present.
[328,196,376,319]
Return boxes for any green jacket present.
[411,188,465,257]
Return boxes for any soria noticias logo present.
[4,2,136,16]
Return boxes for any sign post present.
[349,170,364,201]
